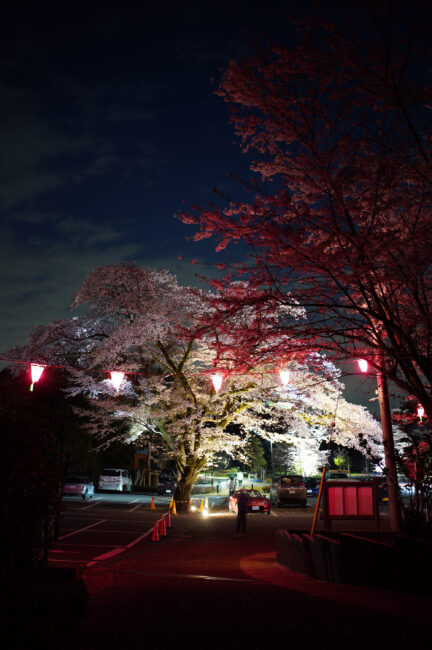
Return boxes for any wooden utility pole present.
[376,366,402,532]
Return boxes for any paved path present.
[73,512,430,650]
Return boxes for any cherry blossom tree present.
[178,1,432,421]
[5,263,382,510]
[392,398,432,523]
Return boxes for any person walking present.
[236,489,249,535]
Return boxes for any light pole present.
[270,440,275,479]
[358,357,402,532]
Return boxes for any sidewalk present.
[75,513,430,650]
[240,551,431,625]
[6,504,430,650]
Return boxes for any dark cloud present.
[0,0,300,354]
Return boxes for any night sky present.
[0,1,379,408]
[1,1,289,352]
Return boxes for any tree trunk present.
[174,478,195,513]
[377,367,402,532]
[174,456,207,513]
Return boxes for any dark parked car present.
[377,477,389,501]
[229,489,270,515]
[157,472,177,496]
[270,475,307,507]
[63,476,95,500]
[305,477,320,496]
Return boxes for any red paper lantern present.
[30,364,45,391]
[358,359,368,373]
[211,374,223,392]
[110,371,125,392]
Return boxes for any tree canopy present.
[178,1,432,421]
[5,263,382,508]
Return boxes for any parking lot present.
[50,494,174,567]
[49,491,394,569]
[50,493,321,567]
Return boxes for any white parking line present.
[49,559,87,565]
[128,503,142,512]
[54,543,119,548]
[86,525,154,567]
[128,498,141,504]
[86,529,146,534]
[82,500,102,510]
[126,526,154,547]
[64,517,156,523]
[91,548,126,561]
[58,519,106,540]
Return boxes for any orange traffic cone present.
[165,511,172,528]
[199,499,204,512]
[152,521,159,542]
[169,496,173,509]
[205,497,209,509]
[151,496,155,510]
[159,516,167,537]
[171,500,177,515]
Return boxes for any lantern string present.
[0,355,356,377]
[0,355,395,396]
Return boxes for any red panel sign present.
[324,480,378,522]
[328,487,344,515]
[344,487,358,515]
[358,486,374,516]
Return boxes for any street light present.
[269,440,275,479]
[357,358,401,531]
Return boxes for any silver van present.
[98,468,132,493]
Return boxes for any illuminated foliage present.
[179,2,432,422]
[6,263,382,509]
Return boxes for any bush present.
[191,485,214,494]
[0,370,69,574]
[1,567,87,646]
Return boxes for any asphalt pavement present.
[60,502,431,650]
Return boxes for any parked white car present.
[98,468,132,493]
